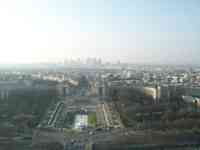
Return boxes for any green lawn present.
[88,113,97,127]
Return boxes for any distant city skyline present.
[0,0,200,64]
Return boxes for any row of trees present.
[1,87,58,132]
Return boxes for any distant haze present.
[0,0,199,64]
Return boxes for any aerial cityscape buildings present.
[1,63,200,149]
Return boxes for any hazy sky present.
[0,0,199,64]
